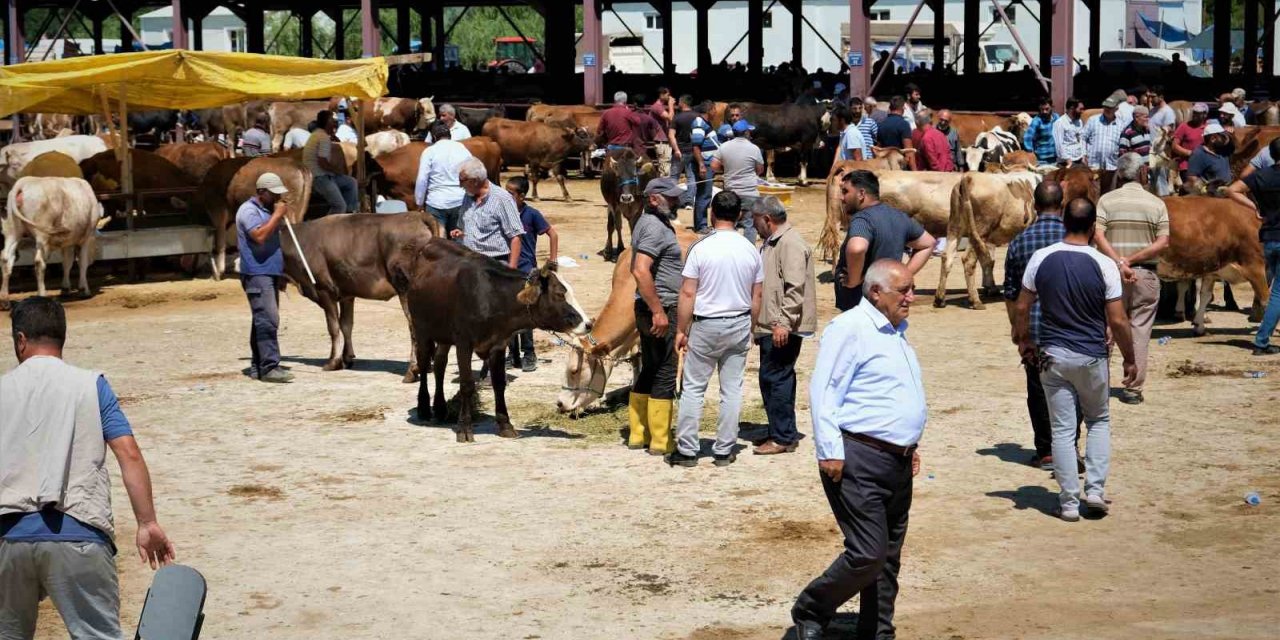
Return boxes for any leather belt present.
[844,432,917,458]
[693,311,750,322]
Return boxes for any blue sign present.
[847,51,864,67]
[584,53,597,67]
[1050,55,1065,67]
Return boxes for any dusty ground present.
[5,175,1278,640]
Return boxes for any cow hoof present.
[1192,326,1207,337]
[971,301,987,311]
[933,298,947,309]
[456,430,475,443]
[498,426,519,439]
[322,360,345,371]
[402,371,419,384]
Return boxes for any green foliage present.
[445,6,545,69]
[1202,0,1245,30]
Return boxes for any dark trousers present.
[508,328,535,361]
[757,335,803,445]
[426,204,463,237]
[242,274,281,377]
[1157,280,1197,321]
[672,153,713,231]
[634,301,678,400]
[793,437,912,639]
[836,283,863,312]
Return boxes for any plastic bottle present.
[1158,336,1171,346]
[1245,371,1268,379]
[1245,492,1262,506]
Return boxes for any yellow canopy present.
[0,50,388,117]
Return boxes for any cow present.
[280,211,440,381]
[369,138,503,209]
[481,118,591,200]
[391,239,591,442]
[0,135,109,198]
[1149,127,1183,195]
[155,142,233,183]
[28,113,76,139]
[935,171,1041,309]
[1159,196,1270,336]
[997,150,1039,173]
[456,106,506,137]
[127,110,181,142]
[599,147,656,261]
[366,130,411,157]
[1,177,104,309]
[876,170,963,237]
[736,102,826,185]
[17,152,83,180]
[197,156,313,280]
[818,151,912,261]
[268,100,331,152]
[1230,125,1280,178]
[1045,165,1100,204]
[963,127,1022,171]
[185,102,265,144]
[525,105,603,176]
[947,112,1031,147]
[78,149,196,218]
[557,228,700,415]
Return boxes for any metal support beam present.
[192,13,204,50]
[543,0,575,82]
[1245,0,1259,85]
[330,9,346,59]
[869,0,926,95]
[396,3,411,54]
[1050,0,1073,111]
[171,0,187,49]
[660,0,674,74]
[1086,0,1098,72]
[1213,0,1230,78]
[1264,0,1275,81]
[848,0,871,98]
[695,0,712,74]
[245,7,264,53]
[608,6,665,72]
[23,8,59,61]
[361,0,379,58]
[495,5,549,70]
[92,14,104,54]
[990,0,1047,93]
[432,5,445,68]
[789,0,802,67]
[584,0,604,105]
[748,0,763,73]
[300,11,313,57]
[963,0,980,74]
[6,0,22,65]
[930,0,944,75]
[1039,0,1051,73]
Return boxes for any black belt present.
[1132,263,1158,270]
[844,432,917,458]
[693,311,750,322]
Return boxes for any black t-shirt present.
[878,114,912,149]
[1244,165,1280,243]
[834,202,926,310]
[673,110,701,152]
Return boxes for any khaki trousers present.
[1123,268,1161,392]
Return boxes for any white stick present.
[283,217,316,285]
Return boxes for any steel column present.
[660,0,673,74]
[931,0,943,75]
[92,14,104,54]
[1264,0,1275,80]
[300,11,313,57]
[431,5,444,69]
[1050,0,1073,111]
[748,0,763,73]
[1212,0,1230,77]
[119,8,134,53]
[361,0,379,57]
[544,0,575,83]
[245,8,264,53]
[789,0,802,67]
[1086,0,1098,72]
[848,0,871,98]
[963,0,980,74]
[584,0,603,104]
[1245,0,1259,84]
[170,0,187,49]
[396,3,410,54]
[192,13,204,50]
[331,9,346,59]
[5,0,20,66]
[695,0,712,74]
[1039,0,1052,73]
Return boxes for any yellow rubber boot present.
[647,398,675,454]
[627,393,650,449]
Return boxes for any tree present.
[1202,0,1245,30]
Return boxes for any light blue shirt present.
[809,298,927,460]
[838,123,867,161]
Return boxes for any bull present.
[1,177,104,308]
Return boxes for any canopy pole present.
[98,88,124,162]
[119,83,134,217]
[355,99,370,211]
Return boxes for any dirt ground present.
[4,175,1278,640]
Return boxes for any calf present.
[481,118,591,200]
[599,147,656,261]
[392,239,591,442]
[1,177,104,308]
[936,171,1041,309]
[281,211,440,381]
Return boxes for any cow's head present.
[556,339,620,415]
[1008,112,1032,137]
[568,126,593,153]
[415,97,437,131]
[871,147,908,170]
[606,148,642,205]
[820,110,833,135]
[516,261,592,335]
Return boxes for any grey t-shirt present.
[302,130,334,177]
[631,211,684,307]
[241,127,272,157]
[835,202,925,281]
[718,138,764,197]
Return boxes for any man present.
[1023,98,1059,166]
[241,114,273,157]
[832,82,850,106]
[447,158,522,271]
[1243,143,1276,179]
[865,97,888,126]
[902,83,925,131]
[425,104,471,142]
[1083,95,1124,170]
[1169,52,1188,76]
[835,170,935,311]
[0,298,176,639]
[650,87,675,175]
[1220,92,1248,128]
[1147,86,1176,132]
[751,197,816,456]
[1014,199,1138,521]
[1117,105,1153,162]
[668,192,764,468]
[506,175,558,372]
[1172,103,1209,176]
[236,172,294,383]
[414,121,474,236]
[872,50,895,80]
[1003,181,1069,469]
[1231,88,1254,125]
[876,96,913,154]
[937,109,964,170]
[1186,122,1232,187]
[1111,89,1135,129]
[282,123,312,151]
[303,110,359,214]
[597,91,643,154]
[831,104,865,162]
[711,119,766,243]
[669,96,713,230]
[628,178,687,455]
[725,103,744,127]
[1225,138,1280,356]
[791,259,925,640]
[910,110,954,172]
[853,98,879,160]
[1092,153,1168,405]
[1052,98,1086,165]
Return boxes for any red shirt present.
[912,126,955,172]
[649,100,670,142]
[598,104,643,150]
[1172,122,1205,171]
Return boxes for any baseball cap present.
[1203,122,1226,136]
[256,172,289,194]
[812,80,823,89]
[1192,102,1210,113]
[643,177,685,198]
[1102,96,1120,109]
[1218,102,1241,116]
[732,119,756,134]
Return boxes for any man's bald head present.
[1034,180,1063,213]
[937,108,952,119]
[1063,197,1097,235]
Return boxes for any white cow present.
[0,135,109,197]
[366,130,411,157]
[1,177,104,308]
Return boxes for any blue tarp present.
[1138,13,1191,43]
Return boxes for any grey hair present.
[613,91,628,104]
[457,157,487,183]
[862,259,905,297]
[751,196,787,222]
[1115,152,1144,181]
[914,109,932,126]
[439,103,457,116]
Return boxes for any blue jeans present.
[1040,346,1111,511]
[425,204,463,237]
[671,152,713,231]
[1254,241,1280,348]
[314,174,359,214]
[757,335,803,445]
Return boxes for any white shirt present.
[903,101,926,131]
[414,139,473,210]
[681,230,764,318]
[1116,102,1135,130]
[282,127,311,150]
[425,121,472,143]
[810,298,927,460]
[838,123,866,161]
[1052,115,1085,162]
[336,123,358,143]
[1148,104,1176,130]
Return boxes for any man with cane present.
[236,173,294,383]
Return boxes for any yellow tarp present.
[0,50,388,117]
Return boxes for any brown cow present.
[1230,125,1280,178]
[78,149,196,216]
[17,151,83,179]
[599,147,656,261]
[481,118,591,200]
[935,171,1041,309]
[349,97,433,133]
[155,142,233,183]
[1159,196,1269,335]
[526,105,602,176]
[281,211,440,381]
[369,138,503,209]
[1045,165,1100,204]
[268,100,331,152]
[197,156,313,280]
[947,111,1031,147]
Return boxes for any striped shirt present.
[1095,182,1169,262]
[856,116,878,159]
[458,183,523,257]
[1052,116,1085,163]
[1117,124,1152,160]
[1083,114,1124,170]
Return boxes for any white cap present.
[256,172,289,194]
[1203,122,1226,136]
[1231,87,1247,99]
[1218,102,1241,116]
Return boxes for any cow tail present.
[8,182,65,238]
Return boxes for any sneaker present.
[521,353,537,372]
[260,368,294,383]
[1085,493,1110,514]
[1253,344,1280,356]
[1118,389,1144,404]
[1036,454,1054,471]
[713,452,738,467]
[1057,506,1080,522]
[665,451,698,468]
